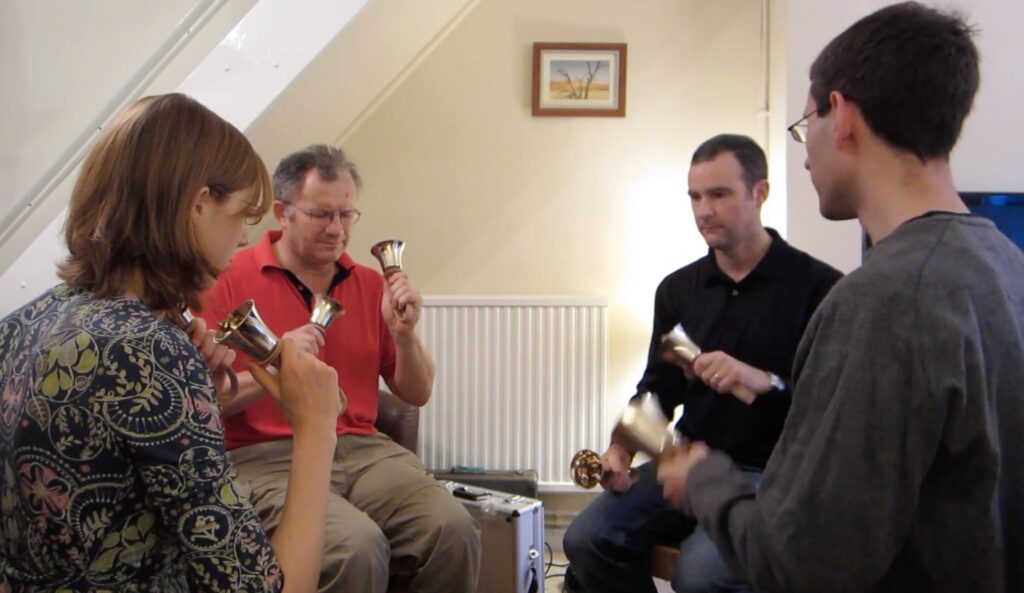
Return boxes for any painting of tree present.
[551,60,610,100]
[532,42,627,117]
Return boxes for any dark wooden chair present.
[375,389,420,593]
[650,544,680,582]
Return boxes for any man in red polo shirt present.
[200,144,480,593]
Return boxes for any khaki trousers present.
[229,433,481,593]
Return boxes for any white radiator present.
[417,295,608,491]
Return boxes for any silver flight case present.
[441,480,546,593]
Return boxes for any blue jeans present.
[563,462,760,593]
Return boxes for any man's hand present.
[281,323,326,357]
[382,270,423,332]
[657,441,710,511]
[187,315,238,397]
[692,351,772,398]
[247,340,340,435]
[599,443,635,493]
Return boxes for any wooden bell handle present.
[382,268,407,321]
[215,367,240,401]
[731,384,756,404]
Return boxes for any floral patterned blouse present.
[0,285,283,592]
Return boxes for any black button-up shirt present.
[637,228,842,469]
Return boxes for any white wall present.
[784,0,1024,273]
[297,0,770,407]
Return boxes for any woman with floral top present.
[0,93,341,593]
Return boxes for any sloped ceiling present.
[0,0,258,276]
[245,0,480,170]
[0,0,477,313]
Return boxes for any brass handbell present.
[311,294,344,332]
[215,299,348,414]
[370,239,408,319]
[569,393,672,489]
[215,300,283,367]
[570,449,603,489]
[660,323,755,404]
[617,392,676,456]
[661,323,702,365]
[370,239,405,276]
[569,449,640,490]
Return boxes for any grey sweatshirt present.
[688,213,1024,593]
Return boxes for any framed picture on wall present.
[532,42,627,117]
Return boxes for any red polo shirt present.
[200,230,396,450]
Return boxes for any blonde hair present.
[59,93,272,311]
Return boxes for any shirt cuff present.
[687,450,757,521]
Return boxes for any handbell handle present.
[216,368,240,402]
[380,267,408,321]
[388,290,408,322]
[169,306,240,401]
[661,324,756,405]
[730,385,756,404]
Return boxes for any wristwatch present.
[766,371,786,392]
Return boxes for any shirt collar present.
[753,228,791,280]
[255,229,356,276]
[699,227,790,286]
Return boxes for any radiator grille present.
[417,296,608,491]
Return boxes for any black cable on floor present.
[545,541,571,577]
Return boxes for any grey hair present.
[272,144,363,203]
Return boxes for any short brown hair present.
[59,93,272,311]
[691,134,767,191]
[809,2,978,161]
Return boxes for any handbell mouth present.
[660,323,701,363]
[214,299,282,368]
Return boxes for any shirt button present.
[731,289,739,296]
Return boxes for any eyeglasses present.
[787,110,817,143]
[210,183,264,225]
[229,196,264,226]
[290,204,362,226]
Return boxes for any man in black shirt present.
[563,134,841,593]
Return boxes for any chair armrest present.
[376,389,420,453]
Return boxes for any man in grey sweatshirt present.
[658,3,1023,592]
